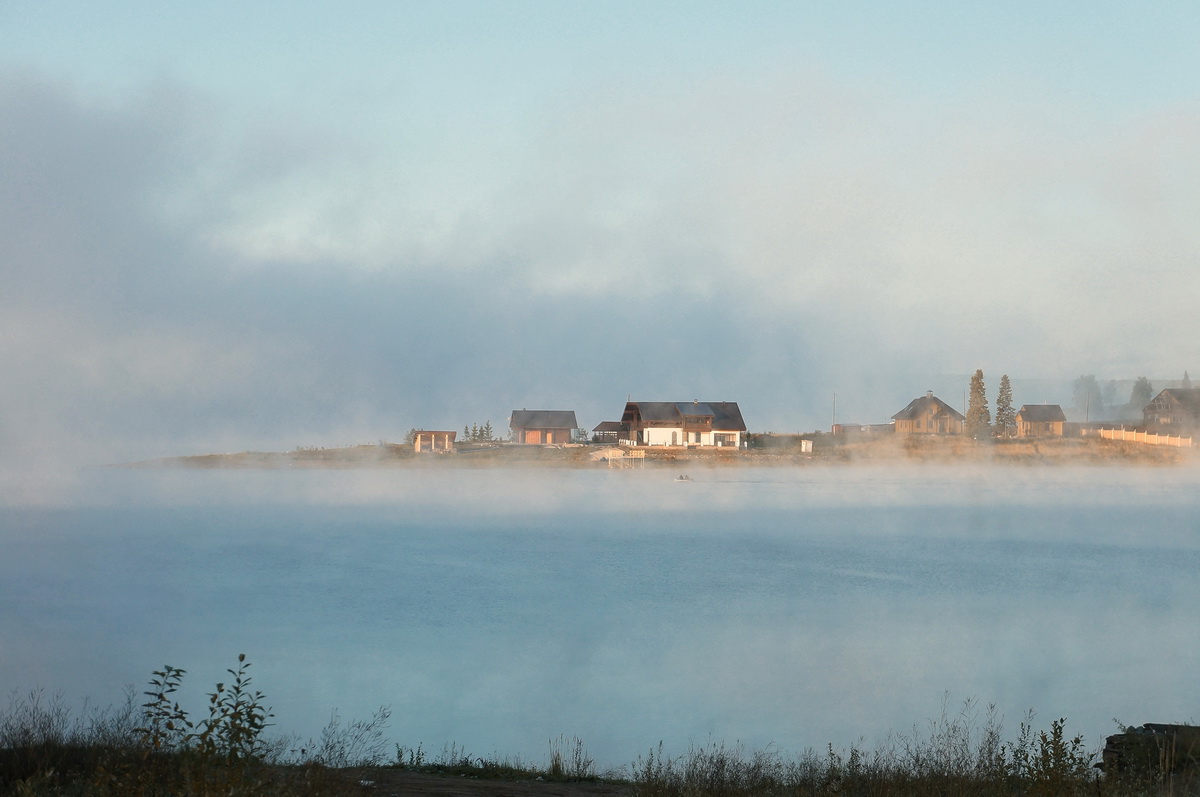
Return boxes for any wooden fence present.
[1087,428,1193,448]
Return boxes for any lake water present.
[2,463,1199,770]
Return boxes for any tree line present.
[967,371,1172,437]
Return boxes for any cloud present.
[3,61,1200,471]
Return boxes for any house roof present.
[510,410,578,429]
[1149,388,1200,413]
[1016,404,1066,422]
[622,401,746,431]
[592,421,625,432]
[892,394,965,421]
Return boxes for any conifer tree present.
[994,374,1015,438]
[483,420,493,441]
[966,369,991,438]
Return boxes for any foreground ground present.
[327,768,632,797]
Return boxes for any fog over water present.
[5,5,1200,773]
[3,464,1198,769]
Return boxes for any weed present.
[306,705,391,767]
[548,734,596,780]
[394,741,425,768]
[5,669,1198,796]
[138,665,192,753]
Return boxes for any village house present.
[892,392,965,435]
[1015,404,1066,437]
[604,400,746,447]
[831,423,895,438]
[509,410,578,445]
[590,420,624,444]
[1143,388,1200,432]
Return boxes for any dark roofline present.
[510,410,578,429]
[892,394,964,421]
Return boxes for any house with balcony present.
[616,400,746,447]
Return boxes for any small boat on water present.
[674,474,692,482]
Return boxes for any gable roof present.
[892,394,965,421]
[623,401,746,431]
[510,410,578,429]
[1148,388,1200,413]
[1016,404,1066,422]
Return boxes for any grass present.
[1,661,1196,795]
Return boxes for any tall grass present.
[630,700,1198,796]
[2,664,1197,795]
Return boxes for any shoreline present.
[119,435,1192,470]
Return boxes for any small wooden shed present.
[510,410,578,445]
[1015,405,1066,437]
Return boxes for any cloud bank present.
[3,59,1200,469]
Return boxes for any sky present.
[4,1,1200,471]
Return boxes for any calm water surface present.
[2,464,1199,768]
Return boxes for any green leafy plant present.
[138,665,193,753]
[192,653,274,763]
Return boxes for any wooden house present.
[892,392,964,435]
[1143,388,1200,432]
[591,421,625,444]
[619,400,746,447]
[1015,405,1066,437]
[509,410,578,445]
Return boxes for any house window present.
[694,432,702,444]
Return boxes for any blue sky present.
[3,1,1200,470]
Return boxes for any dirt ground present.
[326,768,634,797]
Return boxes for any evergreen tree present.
[994,374,1015,438]
[482,420,493,441]
[1184,371,1192,389]
[966,369,991,438]
[463,425,470,440]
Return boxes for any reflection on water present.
[2,465,1199,768]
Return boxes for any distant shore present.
[122,435,1191,469]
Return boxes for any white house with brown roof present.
[615,400,746,447]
